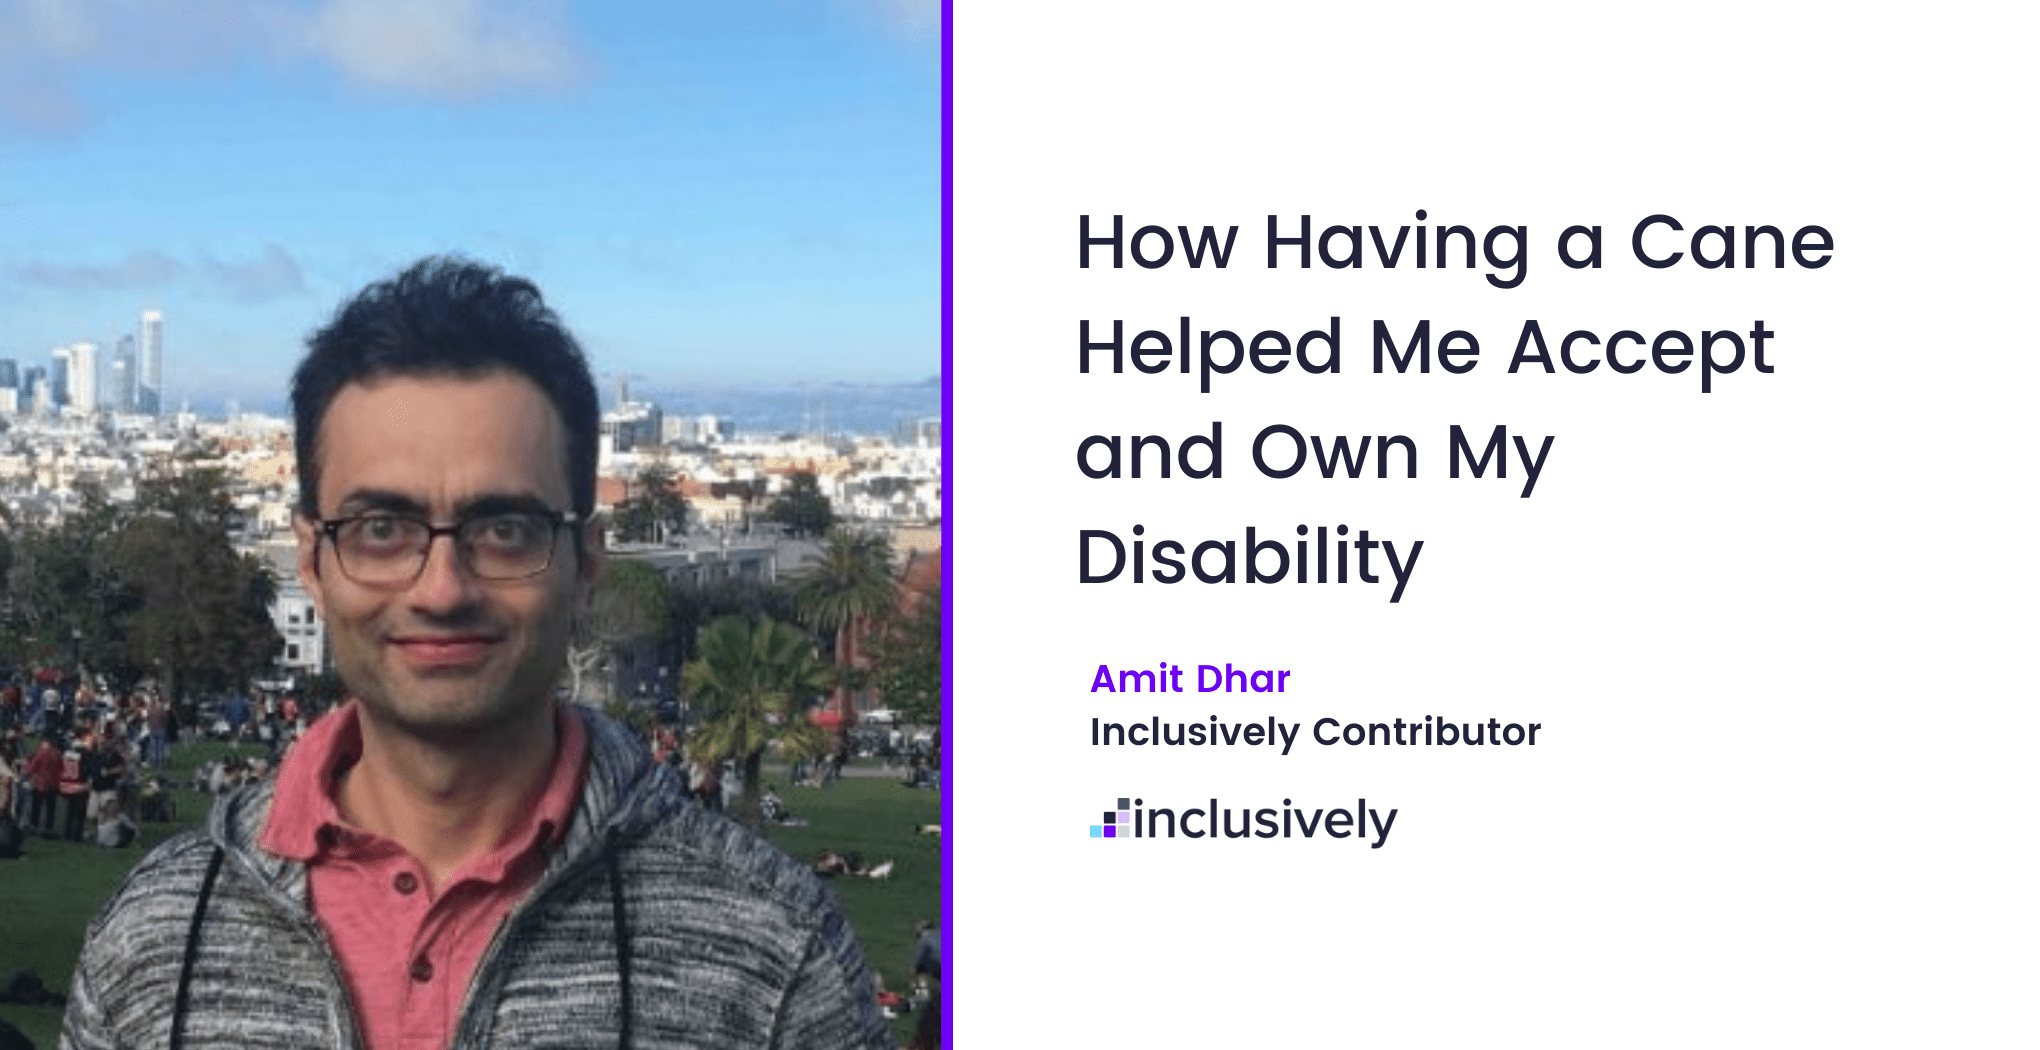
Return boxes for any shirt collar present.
[259,699,589,867]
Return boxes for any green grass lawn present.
[0,744,940,1050]
[1,738,242,1050]
[759,773,943,1041]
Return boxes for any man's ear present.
[291,511,327,618]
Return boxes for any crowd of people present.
[0,676,321,860]
[4,677,945,1046]
[1,681,162,856]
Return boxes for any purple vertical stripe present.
[938,1,954,1048]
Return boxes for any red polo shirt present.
[259,701,588,1050]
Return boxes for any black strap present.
[609,852,632,1050]
[171,845,227,1050]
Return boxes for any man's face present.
[293,371,598,741]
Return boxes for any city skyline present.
[0,308,940,437]
[1,4,941,400]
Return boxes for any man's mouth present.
[389,636,500,667]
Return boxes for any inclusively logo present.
[1089,797,1133,838]
[1088,795,1399,847]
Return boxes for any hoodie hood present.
[206,703,680,907]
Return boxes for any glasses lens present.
[334,516,429,585]
[460,512,558,580]
[329,512,560,584]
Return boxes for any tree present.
[0,468,281,701]
[109,467,282,704]
[567,560,672,703]
[865,581,941,727]
[611,462,690,544]
[763,471,834,537]
[789,530,896,727]
[1,480,143,681]
[667,575,799,668]
[682,616,831,825]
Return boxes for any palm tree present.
[788,530,897,731]
[682,615,832,824]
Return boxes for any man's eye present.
[352,518,415,549]
[474,516,539,550]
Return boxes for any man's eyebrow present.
[331,490,563,519]
[455,493,563,518]
[334,490,428,516]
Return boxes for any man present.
[85,734,126,835]
[225,688,252,744]
[56,733,90,843]
[25,736,60,836]
[144,692,170,769]
[64,257,889,1050]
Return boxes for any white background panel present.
[953,4,2033,1045]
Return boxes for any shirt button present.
[393,871,418,895]
[410,957,434,983]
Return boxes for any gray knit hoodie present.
[61,707,892,1050]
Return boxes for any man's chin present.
[358,681,542,742]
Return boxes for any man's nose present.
[407,532,483,614]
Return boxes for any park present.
[0,735,939,1050]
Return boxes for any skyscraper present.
[139,309,163,415]
[67,341,98,415]
[112,334,136,411]
[0,358,16,391]
[51,347,70,409]
[23,366,48,415]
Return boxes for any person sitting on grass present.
[95,797,138,849]
[811,849,867,877]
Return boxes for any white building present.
[252,542,328,678]
[26,367,50,415]
[602,400,664,453]
[66,341,98,415]
[274,581,327,675]
[139,309,163,414]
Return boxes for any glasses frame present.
[315,508,583,588]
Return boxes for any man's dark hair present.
[291,255,601,518]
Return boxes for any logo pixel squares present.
[1090,797,1131,838]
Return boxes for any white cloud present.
[9,249,184,291]
[201,244,309,303]
[304,0,582,100]
[9,245,310,302]
[0,0,586,131]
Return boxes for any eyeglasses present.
[316,509,580,587]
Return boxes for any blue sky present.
[0,0,940,407]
